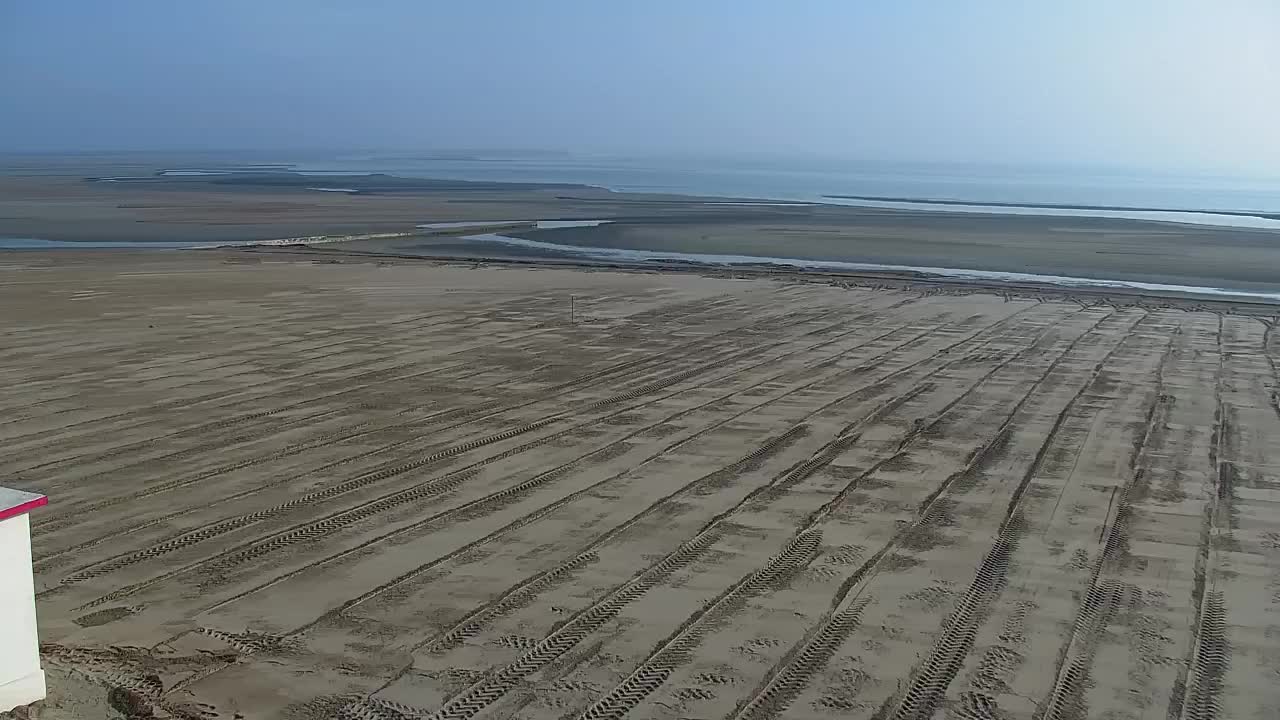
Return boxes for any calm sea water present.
[291,155,1280,224]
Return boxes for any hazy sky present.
[4,1,1278,174]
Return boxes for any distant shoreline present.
[7,166,1280,298]
[824,194,1280,221]
[76,163,1280,228]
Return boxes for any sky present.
[3,0,1279,175]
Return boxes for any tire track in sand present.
[1035,322,1181,720]
[33,302,854,552]
[13,294,779,481]
[1171,314,1232,720]
[4,299,563,454]
[7,292,755,465]
[878,312,1147,720]
[185,306,1043,711]
[183,303,998,616]
[47,302,908,584]
[571,310,1113,720]
[277,306,1040,633]
[414,309,1083,720]
[63,337,776,606]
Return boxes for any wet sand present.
[490,216,1280,294]
[6,251,1279,719]
[6,171,1280,294]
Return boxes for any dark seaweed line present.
[1175,314,1231,720]
[1037,320,1181,720]
[885,312,1147,720]
[727,310,1124,720]
[427,309,1078,720]
[569,310,1108,720]
[52,306,870,586]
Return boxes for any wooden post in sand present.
[570,294,576,324]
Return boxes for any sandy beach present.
[8,0,1280,712]
[4,250,1278,719]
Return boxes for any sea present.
[285,154,1280,230]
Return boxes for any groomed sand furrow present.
[1037,325,1180,720]
[1173,315,1234,720]
[273,308,1004,647]
[147,304,1019,622]
[31,302,813,512]
[55,307,905,595]
[504,310,1097,720]
[419,425,812,655]
[11,293,782,473]
[728,601,870,720]
[720,310,1126,720]
[18,255,1272,720]
[45,307,832,532]
[884,313,1145,720]
[574,531,825,720]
